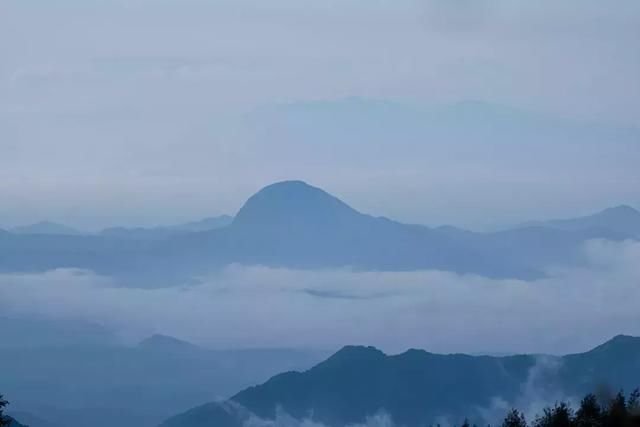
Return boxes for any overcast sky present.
[1,0,639,230]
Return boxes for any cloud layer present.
[1,239,638,355]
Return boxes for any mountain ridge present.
[0,181,638,285]
[519,205,640,237]
[11,221,83,236]
[161,335,640,427]
[232,180,365,230]
[0,317,328,427]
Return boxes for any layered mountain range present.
[0,317,326,427]
[1,181,638,286]
[161,335,640,427]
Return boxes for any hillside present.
[11,221,83,236]
[161,335,640,427]
[0,318,326,427]
[0,181,637,286]
[521,205,640,238]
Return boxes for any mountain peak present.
[319,345,386,367]
[232,181,360,229]
[603,334,639,345]
[257,180,317,193]
[599,205,639,217]
[528,204,640,237]
[587,334,640,355]
[138,334,203,353]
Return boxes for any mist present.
[3,2,640,427]
[2,0,639,230]
[1,239,638,355]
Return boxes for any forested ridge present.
[496,389,640,427]
[4,388,638,427]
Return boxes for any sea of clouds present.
[0,239,638,355]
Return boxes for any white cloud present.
[0,239,639,354]
[244,410,396,427]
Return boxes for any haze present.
[3,3,640,427]
[2,0,639,230]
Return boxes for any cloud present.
[244,410,396,427]
[476,355,572,425]
[0,239,639,355]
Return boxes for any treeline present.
[0,394,11,427]
[0,394,25,427]
[494,389,640,427]
[2,389,640,427]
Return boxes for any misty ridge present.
[160,334,640,427]
[1,83,639,427]
[5,332,638,427]
[2,320,640,427]
[1,181,640,427]
[2,180,640,352]
[2,1,640,427]
[1,180,639,288]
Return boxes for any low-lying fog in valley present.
[1,238,639,355]
[2,1,640,427]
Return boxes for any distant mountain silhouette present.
[137,334,209,356]
[194,181,633,277]
[0,318,327,427]
[174,215,234,232]
[0,181,636,285]
[162,335,640,427]
[586,334,640,355]
[222,181,488,272]
[11,221,83,236]
[521,205,640,237]
[233,181,359,230]
[100,215,233,239]
[246,99,640,180]
[159,402,247,427]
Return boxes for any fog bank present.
[1,239,638,355]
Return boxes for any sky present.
[1,0,639,230]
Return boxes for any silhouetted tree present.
[628,390,640,427]
[628,390,640,414]
[0,394,10,427]
[503,409,527,427]
[534,402,575,427]
[576,393,603,427]
[459,389,640,427]
[605,392,628,427]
